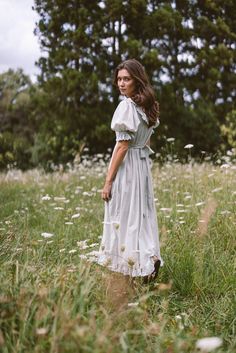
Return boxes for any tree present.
[0,69,34,169]
[221,110,236,152]
[33,0,114,162]
[33,0,236,165]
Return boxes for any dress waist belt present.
[128,145,155,159]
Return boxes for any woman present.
[95,59,163,281]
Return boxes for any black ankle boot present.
[143,259,161,284]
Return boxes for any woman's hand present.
[102,180,112,202]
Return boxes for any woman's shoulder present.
[124,98,150,125]
[113,97,139,117]
[115,97,135,110]
[125,98,160,128]
[111,97,140,132]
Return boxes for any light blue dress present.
[94,97,163,277]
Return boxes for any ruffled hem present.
[115,131,132,141]
[85,251,164,278]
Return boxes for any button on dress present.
[94,97,163,277]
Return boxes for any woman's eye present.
[117,77,131,82]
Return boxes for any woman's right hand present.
[101,180,112,202]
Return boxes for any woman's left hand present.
[102,181,112,202]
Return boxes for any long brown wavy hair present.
[114,59,160,127]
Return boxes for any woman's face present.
[117,69,136,98]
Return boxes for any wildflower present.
[42,195,51,201]
[166,137,175,142]
[220,164,230,169]
[86,250,99,257]
[54,197,66,201]
[184,144,194,149]
[65,222,73,225]
[77,240,88,249]
[114,222,120,230]
[195,336,223,352]
[127,257,135,267]
[41,232,54,238]
[160,208,172,212]
[127,302,139,307]
[82,191,93,196]
[54,207,64,210]
[71,213,80,219]
[175,315,184,329]
[89,243,99,248]
[195,202,205,206]
[36,327,48,335]
[59,248,66,253]
[69,249,77,254]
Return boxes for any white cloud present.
[0,0,41,81]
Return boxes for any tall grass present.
[0,159,235,353]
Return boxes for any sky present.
[0,0,41,82]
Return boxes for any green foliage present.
[0,69,34,170]
[0,132,32,170]
[29,130,84,170]
[1,1,236,170]
[220,110,236,152]
[32,0,236,164]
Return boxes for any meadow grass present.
[0,160,235,353]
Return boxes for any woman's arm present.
[102,140,129,202]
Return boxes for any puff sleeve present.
[111,98,140,141]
